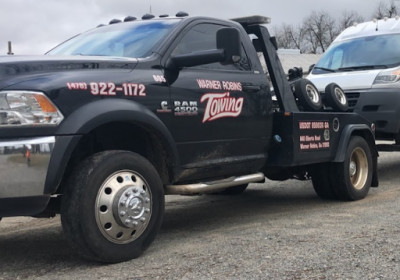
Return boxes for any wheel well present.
[351,130,376,154]
[58,122,172,193]
[334,128,377,165]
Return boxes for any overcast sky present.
[0,0,390,55]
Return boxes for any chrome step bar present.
[165,172,265,195]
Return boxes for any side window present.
[318,48,343,70]
[172,23,251,71]
[330,49,344,69]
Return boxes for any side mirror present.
[166,27,241,70]
[216,28,241,64]
[309,64,315,73]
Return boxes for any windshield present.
[313,33,400,74]
[47,19,180,58]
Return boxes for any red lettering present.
[201,92,244,123]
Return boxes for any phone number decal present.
[66,82,146,97]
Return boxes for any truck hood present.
[0,55,138,88]
[307,69,381,92]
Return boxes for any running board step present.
[165,172,265,195]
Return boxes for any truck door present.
[164,22,273,178]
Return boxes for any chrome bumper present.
[0,137,55,198]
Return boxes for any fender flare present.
[44,99,179,194]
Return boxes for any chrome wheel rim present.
[334,87,347,105]
[306,84,320,103]
[349,147,368,190]
[95,170,152,244]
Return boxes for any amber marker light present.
[34,94,58,112]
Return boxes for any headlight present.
[0,91,64,126]
[373,67,400,87]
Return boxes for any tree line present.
[273,0,400,54]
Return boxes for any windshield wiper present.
[313,66,336,72]
[338,65,388,71]
[72,53,109,56]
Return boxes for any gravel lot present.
[1,151,400,279]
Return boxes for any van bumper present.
[348,88,400,138]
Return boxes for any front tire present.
[61,151,164,263]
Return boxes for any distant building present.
[258,49,321,77]
[277,49,322,75]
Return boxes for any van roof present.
[335,17,400,42]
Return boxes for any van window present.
[313,33,400,73]
[330,49,344,69]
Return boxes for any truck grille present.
[345,92,360,110]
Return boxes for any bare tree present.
[302,11,338,53]
[338,11,365,31]
[273,24,292,49]
[373,0,400,18]
[273,23,306,52]
[273,9,364,54]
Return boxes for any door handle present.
[243,85,261,93]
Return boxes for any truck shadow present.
[161,183,330,234]
[376,151,400,181]
[0,184,325,268]
[156,154,400,249]
[0,223,101,271]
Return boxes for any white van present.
[308,17,400,143]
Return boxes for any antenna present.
[7,41,14,55]
[373,18,379,31]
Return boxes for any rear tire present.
[311,164,337,200]
[61,151,164,263]
[332,136,372,201]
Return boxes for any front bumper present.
[0,136,55,216]
[347,88,400,137]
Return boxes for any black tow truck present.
[0,14,378,263]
